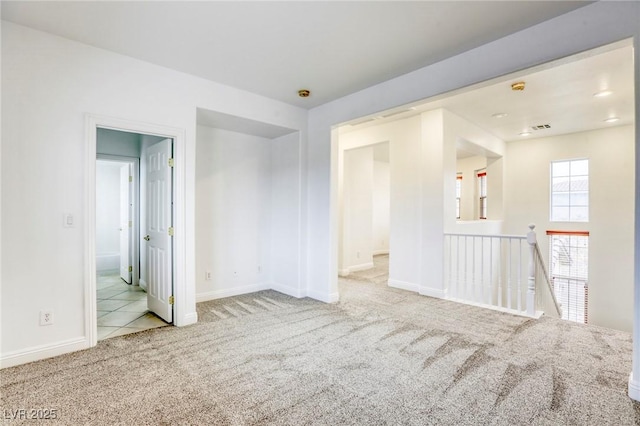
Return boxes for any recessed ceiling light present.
[593,90,613,98]
[492,113,508,119]
[519,131,532,136]
[604,117,620,123]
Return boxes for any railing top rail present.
[444,233,527,240]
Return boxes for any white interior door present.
[145,139,173,323]
[119,164,132,283]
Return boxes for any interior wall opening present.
[95,128,172,341]
[338,141,390,289]
[332,39,635,332]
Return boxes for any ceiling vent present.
[350,117,376,127]
[381,109,413,119]
[531,124,551,131]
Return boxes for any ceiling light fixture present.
[593,90,613,98]
[604,117,620,123]
[519,131,532,136]
[511,81,525,91]
[492,113,508,119]
[298,89,311,98]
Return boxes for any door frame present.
[85,114,189,347]
[96,155,140,286]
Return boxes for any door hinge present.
[168,226,174,236]
[168,158,175,168]
[129,175,133,182]
[169,295,175,305]
[128,266,133,272]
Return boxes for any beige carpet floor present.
[1,255,639,424]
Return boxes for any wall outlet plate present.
[40,309,53,325]
[40,310,54,326]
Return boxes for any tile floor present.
[97,271,169,340]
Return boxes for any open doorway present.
[94,128,173,340]
[338,141,390,288]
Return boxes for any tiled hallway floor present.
[97,272,169,340]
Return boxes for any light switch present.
[63,213,74,228]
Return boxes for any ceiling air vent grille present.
[350,118,376,127]
[381,109,413,119]
[531,124,551,131]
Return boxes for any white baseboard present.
[1,337,89,369]
[388,279,419,293]
[196,282,270,303]
[307,289,339,303]
[348,262,374,273]
[629,373,640,401]
[419,286,448,299]
[373,250,389,256]
[139,278,148,291]
[178,312,198,327]
[338,269,350,277]
[270,282,306,298]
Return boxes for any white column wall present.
[270,132,303,297]
[419,109,448,297]
[372,160,390,255]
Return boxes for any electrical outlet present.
[205,271,212,280]
[40,310,54,326]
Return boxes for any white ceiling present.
[340,41,635,151]
[1,1,591,109]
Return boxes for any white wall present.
[195,126,303,301]
[270,132,302,297]
[503,125,635,331]
[342,146,374,272]
[95,161,121,271]
[195,126,271,300]
[1,21,306,365]
[372,159,390,255]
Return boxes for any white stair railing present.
[443,224,562,318]
[528,224,562,318]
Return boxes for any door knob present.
[144,235,150,241]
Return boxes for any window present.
[478,170,487,219]
[456,174,462,219]
[551,159,589,222]
[548,230,589,324]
